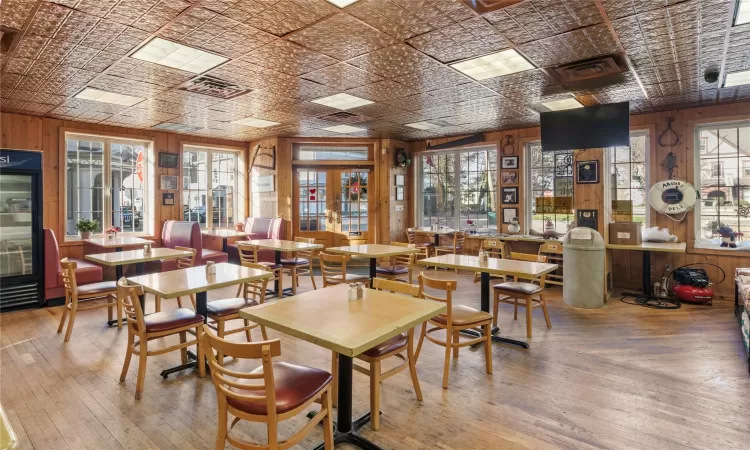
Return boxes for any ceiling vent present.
[553,55,625,83]
[0,26,20,53]
[320,111,370,124]
[179,75,250,99]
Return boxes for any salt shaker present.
[356,282,364,299]
[348,283,358,301]
[143,242,151,255]
[206,261,215,276]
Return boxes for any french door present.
[294,167,371,247]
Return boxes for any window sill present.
[689,243,750,256]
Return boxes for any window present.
[695,123,750,238]
[526,143,574,233]
[611,133,648,227]
[296,145,369,161]
[418,146,497,230]
[182,146,239,228]
[65,134,150,237]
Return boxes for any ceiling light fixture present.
[405,121,446,130]
[541,97,584,111]
[131,37,228,74]
[734,0,750,26]
[723,70,750,87]
[311,93,373,110]
[152,123,203,133]
[323,124,365,134]
[74,87,144,106]
[232,117,281,128]
[325,0,360,7]
[451,49,534,81]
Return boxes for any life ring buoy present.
[648,179,697,215]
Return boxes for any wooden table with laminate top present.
[326,244,420,284]
[239,283,445,450]
[413,227,456,246]
[86,247,193,279]
[201,228,255,256]
[606,241,687,299]
[235,239,324,296]
[83,236,151,252]
[417,254,558,349]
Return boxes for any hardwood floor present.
[2,270,749,450]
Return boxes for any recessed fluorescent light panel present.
[323,125,365,134]
[724,70,750,87]
[311,93,373,110]
[131,37,228,74]
[542,97,584,111]
[232,117,281,128]
[405,121,446,130]
[734,0,750,26]
[74,87,144,106]
[326,0,360,6]
[152,123,203,133]
[451,49,534,81]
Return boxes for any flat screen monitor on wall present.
[540,101,630,151]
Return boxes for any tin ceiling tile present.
[301,63,384,90]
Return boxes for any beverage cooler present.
[0,149,44,310]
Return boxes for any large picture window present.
[65,133,150,237]
[418,146,497,230]
[182,146,239,229]
[526,143,574,233]
[611,132,648,227]
[695,123,750,238]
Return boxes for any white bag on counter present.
[642,226,678,242]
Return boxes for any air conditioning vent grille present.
[179,75,251,99]
[554,56,624,83]
[321,111,370,123]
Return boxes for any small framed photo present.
[160,175,178,190]
[502,208,518,224]
[158,152,179,169]
[162,192,175,206]
[395,174,405,186]
[395,186,404,201]
[502,187,518,204]
[501,170,518,185]
[576,160,599,184]
[501,156,518,169]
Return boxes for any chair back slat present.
[117,278,146,334]
[372,278,419,297]
[481,239,505,258]
[319,252,349,285]
[174,246,196,269]
[510,252,548,263]
[294,237,317,260]
[60,260,78,302]
[417,272,455,304]
[538,242,562,255]
[236,243,260,266]
[406,228,418,245]
[453,231,466,249]
[388,241,415,268]
[238,262,270,301]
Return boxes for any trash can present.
[563,227,605,309]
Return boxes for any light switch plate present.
[395,205,404,211]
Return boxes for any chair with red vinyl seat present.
[57,260,118,342]
[44,228,103,301]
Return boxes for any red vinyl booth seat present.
[226,217,284,263]
[145,221,228,272]
[44,229,103,301]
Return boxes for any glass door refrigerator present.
[0,149,44,310]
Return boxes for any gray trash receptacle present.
[563,227,605,309]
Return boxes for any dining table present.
[201,228,255,256]
[126,262,272,377]
[235,239,323,297]
[84,236,151,252]
[326,244,420,285]
[413,226,456,246]
[239,283,445,450]
[417,254,557,349]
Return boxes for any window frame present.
[182,144,243,229]
[608,130,650,229]
[415,145,498,231]
[523,142,575,234]
[63,131,153,240]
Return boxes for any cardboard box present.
[609,222,642,245]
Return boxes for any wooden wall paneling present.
[276,138,293,240]
[248,137,280,220]
[380,139,411,244]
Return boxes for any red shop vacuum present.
[669,264,725,305]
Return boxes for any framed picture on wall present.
[395,186,404,201]
[160,175,178,190]
[501,156,518,169]
[576,160,599,184]
[395,174,405,186]
[502,187,518,204]
[502,208,518,224]
[158,152,179,168]
[501,170,518,185]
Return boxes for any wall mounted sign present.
[158,152,179,169]
[554,177,573,197]
[395,174,405,186]
[255,175,275,193]
[502,187,518,204]
[395,186,404,201]
[501,156,518,169]
[536,197,573,214]
[160,175,178,190]
[502,208,518,224]
[576,209,598,230]
[576,160,600,183]
[162,192,174,206]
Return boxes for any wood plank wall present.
[0,112,249,261]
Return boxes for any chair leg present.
[107,299,114,322]
[370,360,381,431]
[442,327,452,389]
[321,388,334,450]
[243,320,252,342]
[452,330,460,358]
[215,398,228,450]
[526,298,533,338]
[541,294,551,328]
[236,284,243,298]
[492,294,499,328]
[514,299,518,320]
[331,351,338,407]
[310,265,317,290]
[135,339,147,400]
[176,296,183,308]
[190,294,196,310]
[155,296,161,313]
[260,325,268,341]
[120,332,134,382]
[57,304,69,334]
[407,329,423,401]
[291,267,297,295]
[63,304,77,343]
[484,323,493,374]
[216,320,225,365]
[414,322,427,362]
[196,326,205,378]
[116,295,123,330]
[179,331,187,364]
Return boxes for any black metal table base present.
[476,271,529,349]
[160,291,208,378]
[266,287,294,298]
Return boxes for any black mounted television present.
[540,101,630,151]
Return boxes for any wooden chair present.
[473,239,506,283]
[281,237,318,294]
[375,241,415,284]
[207,263,270,365]
[155,246,196,312]
[201,327,334,450]
[236,242,283,297]
[57,260,118,342]
[331,278,423,431]
[117,278,205,400]
[434,231,466,272]
[492,252,551,338]
[318,252,370,287]
[415,272,492,389]
[538,241,563,287]
[406,227,435,260]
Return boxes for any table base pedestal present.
[475,271,529,349]
[160,291,209,378]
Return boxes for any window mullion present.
[454,151,460,230]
